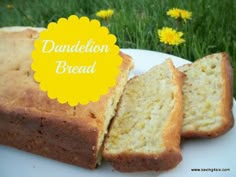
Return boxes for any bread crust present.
[0,105,99,169]
[182,53,234,138]
[103,60,184,172]
[103,150,182,172]
[163,60,184,152]
[0,27,133,169]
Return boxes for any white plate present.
[0,49,235,177]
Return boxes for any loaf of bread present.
[0,27,133,169]
[179,53,234,137]
[103,60,184,172]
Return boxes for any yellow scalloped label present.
[31,15,122,106]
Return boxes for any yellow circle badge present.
[32,15,122,106]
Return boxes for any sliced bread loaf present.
[103,60,184,172]
[179,53,234,137]
[0,27,133,169]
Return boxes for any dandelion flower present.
[167,8,192,21]
[96,9,114,20]
[180,9,192,20]
[167,8,181,19]
[6,4,14,9]
[158,27,185,46]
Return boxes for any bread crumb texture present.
[104,60,177,154]
[179,54,223,133]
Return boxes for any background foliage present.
[0,0,235,97]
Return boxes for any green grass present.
[1,0,235,97]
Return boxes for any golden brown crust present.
[220,53,234,134]
[0,27,133,169]
[103,60,184,172]
[182,53,234,138]
[104,150,182,172]
[0,105,99,169]
[163,60,185,153]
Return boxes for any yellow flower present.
[167,8,181,19]
[180,9,192,20]
[96,9,114,20]
[6,4,14,9]
[158,27,185,46]
[167,8,192,21]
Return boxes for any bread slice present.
[103,60,184,172]
[0,27,133,169]
[179,53,234,138]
